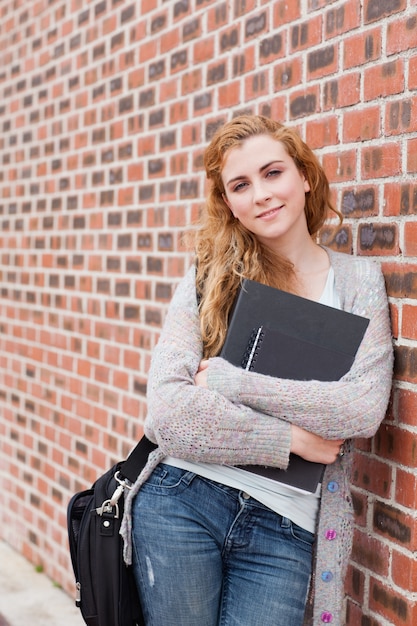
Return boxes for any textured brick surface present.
[0,1,416,623]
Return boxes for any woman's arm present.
[144,267,293,469]
[206,262,393,440]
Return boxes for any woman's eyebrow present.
[225,160,285,187]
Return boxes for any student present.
[121,115,393,625]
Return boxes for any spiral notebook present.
[220,278,369,493]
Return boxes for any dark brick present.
[110,77,122,92]
[115,282,130,296]
[151,15,166,32]
[108,212,121,226]
[160,130,175,149]
[127,210,142,224]
[149,109,164,126]
[148,159,164,175]
[126,259,141,273]
[194,93,212,110]
[207,63,226,85]
[260,34,282,58]
[326,6,345,34]
[149,60,165,80]
[290,93,316,118]
[220,28,238,52]
[139,88,155,108]
[156,283,173,300]
[111,32,124,49]
[365,0,402,22]
[174,0,189,18]
[308,45,335,73]
[371,581,408,621]
[121,4,135,23]
[183,17,199,41]
[389,100,411,130]
[95,1,106,16]
[171,49,187,70]
[107,258,120,271]
[139,185,154,201]
[147,257,163,273]
[373,501,412,544]
[292,23,308,49]
[358,223,397,251]
[324,80,338,107]
[119,95,133,113]
[158,233,173,250]
[400,184,417,215]
[78,9,89,25]
[73,216,85,229]
[138,234,152,248]
[134,379,147,395]
[245,12,266,38]
[117,234,132,248]
[124,306,139,320]
[97,279,110,293]
[180,179,198,198]
[145,308,162,325]
[342,189,375,216]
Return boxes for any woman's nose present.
[253,181,271,204]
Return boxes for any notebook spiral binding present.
[241,326,264,371]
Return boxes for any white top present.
[164,267,341,533]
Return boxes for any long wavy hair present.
[193,115,341,358]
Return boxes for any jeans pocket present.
[142,463,196,496]
[288,520,315,548]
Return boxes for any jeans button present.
[242,492,250,500]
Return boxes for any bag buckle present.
[95,499,120,519]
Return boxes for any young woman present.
[121,115,393,625]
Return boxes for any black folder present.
[220,278,370,493]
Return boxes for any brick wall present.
[0,0,416,623]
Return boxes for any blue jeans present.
[131,464,314,626]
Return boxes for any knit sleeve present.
[206,261,393,440]
[144,266,292,469]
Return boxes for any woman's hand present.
[194,359,210,388]
[291,424,344,465]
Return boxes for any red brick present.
[361,143,401,179]
[396,467,417,509]
[395,388,417,428]
[343,27,382,69]
[342,106,380,142]
[351,451,392,498]
[322,149,357,183]
[387,14,417,54]
[375,423,417,468]
[407,137,417,173]
[305,115,338,149]
[364,59,405,100]
[351,528,390,576]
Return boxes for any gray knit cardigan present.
[121,248,393,625]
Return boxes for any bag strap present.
[119,436,158,484]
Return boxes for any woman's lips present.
[257,205,283,219]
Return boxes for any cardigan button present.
[321,611,333,622]
[325,529,337,540]
[327,481,339,493]
[321,571,334,582]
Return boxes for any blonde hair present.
[193,114,341,357]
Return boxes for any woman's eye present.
[266,169,281,178]
[233,181,248,192]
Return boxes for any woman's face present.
[221,134,311,253]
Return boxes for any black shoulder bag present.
[67,435,157,626]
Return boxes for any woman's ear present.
[222,192,230,208]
